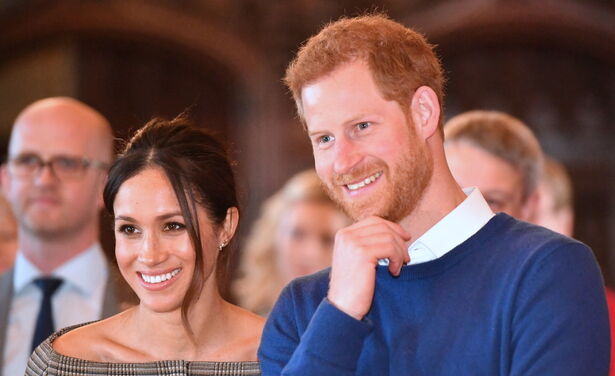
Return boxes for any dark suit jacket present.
[0,264,126,376]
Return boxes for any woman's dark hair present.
[103,116,238,337]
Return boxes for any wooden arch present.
[0,0,272,94]
[404,0,615,63]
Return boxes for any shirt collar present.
[409,187,495,263]
[13,251,40,293]
[13,243,108,296]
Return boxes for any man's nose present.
[33,163,59,185]
[332,138,361,174]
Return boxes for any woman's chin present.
[136,297,184,315]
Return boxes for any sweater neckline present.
[376,213,513,281]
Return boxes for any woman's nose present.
[137,233,168,265]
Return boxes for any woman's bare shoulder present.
[53,310,134,362]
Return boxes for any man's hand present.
[327,216,411,320]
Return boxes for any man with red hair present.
[258,14,609,375]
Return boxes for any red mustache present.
[332,162,386,186]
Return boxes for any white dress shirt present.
[3,243,108,376]
[380,187,495,266]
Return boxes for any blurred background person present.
[233,169,350,316]
[0,97,126,376]
[531,155,615,376]
[0,132,17,275]
[531,156,575,236]
[445,111,615,375]
[0,192,17,274]
[444,110,543,221]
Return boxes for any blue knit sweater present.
[259,214,610,375]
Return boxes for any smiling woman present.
[24,117,263,376]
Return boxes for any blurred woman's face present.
[113,167,219,313]
[274,200,348,283]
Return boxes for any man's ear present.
[218,207,239,247]
[1,164,11,197]
[409,86,440,140]
[521,189,540,222]
[557,208,575,237]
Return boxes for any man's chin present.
[340,201,387,222]
[23,221,69,239]
[343,199,415,223]
[326,187,389,221]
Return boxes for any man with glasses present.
[0,97,123,376]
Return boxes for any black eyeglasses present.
[7,153,109,180]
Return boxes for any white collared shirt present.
[380,187,494,266]
[4,243,108,376]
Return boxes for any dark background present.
[1,0,614,296]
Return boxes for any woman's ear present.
[410,86,440,140]
[218,207,239,247]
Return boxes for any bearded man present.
[258,14,609,376]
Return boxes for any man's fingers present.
[388,258,403,276]
[352,230,407,251]
[404,248,411,264]
[344,235,408,269]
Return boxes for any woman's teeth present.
[347,171,383,191]
[141,268,181,284]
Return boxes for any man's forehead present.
[301,69,378,133]
[9,120,97,157]
[302,84,324,110]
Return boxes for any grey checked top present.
[25,324,261,376]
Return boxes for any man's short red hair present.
[284,14,446,130]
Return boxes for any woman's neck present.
[128,285,231,361]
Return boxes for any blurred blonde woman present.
[234,169,350,316]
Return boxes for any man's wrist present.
[326,294,365,320]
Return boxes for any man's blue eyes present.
[317,122,371,145]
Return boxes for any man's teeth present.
[347,172,382,191]
[142,268,181,284]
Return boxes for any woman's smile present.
[138,267,182,290]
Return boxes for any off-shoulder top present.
[25,323,261,376]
